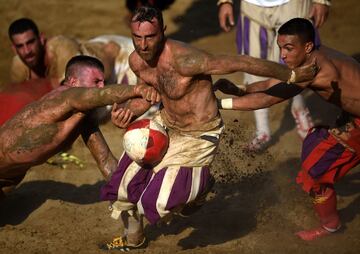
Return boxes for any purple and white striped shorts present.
[100,153,212,224]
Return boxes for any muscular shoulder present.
[312,49,339,87]
[168,40,210,76]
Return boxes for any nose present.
[23,44,32,55]
[140,38,147,50]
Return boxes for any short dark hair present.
[132,6,164,29]
[65,55,104,81]
[8,18,40,40]
[278,18,315,44]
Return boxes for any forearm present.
[208,54,291,81]
[65,85,138,112]
[82,128,118,180]
[125,98,152,117]
[245,80,273,93]
[218,93,279,111]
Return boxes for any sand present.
[0,0,359,253]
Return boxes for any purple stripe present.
[140,167,167,224]
[100,153,133,201]
[301,128,329,162]
[165,167,193,211]
[198,166,211,195]
[309,143,346,178]
[127,168,153,204]
[244,16,250,55]
[235,13,243,54]
[259,26,268,59]
[314,27,321,48]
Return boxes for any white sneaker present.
[245,133,271,152]
[292,108,314,140]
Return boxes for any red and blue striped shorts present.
[297,126,360,193]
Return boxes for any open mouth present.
[25,55,36,62]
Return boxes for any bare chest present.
[139,67,193,100]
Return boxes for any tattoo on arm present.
[175,49,208,76]
[81,122,117,180]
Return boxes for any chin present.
[286,63,296,69]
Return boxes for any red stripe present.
[143,129,169,166]
[302,140,334,170]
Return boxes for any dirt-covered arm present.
[174,46,317,83]
[60,83,158,113]
[81,122,117,180]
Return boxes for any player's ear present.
[305,41,314,54]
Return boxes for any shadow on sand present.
[168,0,239,42]
[0,180,105,226]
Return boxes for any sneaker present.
[245,133,271,152]
[292,108,314,140]
[295,225,340,241]
[100,236,146,251]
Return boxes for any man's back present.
[0,86,84,171]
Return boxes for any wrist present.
[217,0,233,7]
[312,0,331,6]
[217,98,233,109]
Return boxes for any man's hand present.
[291,59,319,83]
[218,3,235,32]
[309,3,330,28]
[134,84,161,104]
[111,103,134,129]
[214,78,246,96]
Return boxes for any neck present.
[146,38,166,67]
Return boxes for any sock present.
[313,186,341,231]
[254,108,270,136]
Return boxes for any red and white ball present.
[123,119,169,167]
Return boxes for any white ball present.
[123,119,169,167]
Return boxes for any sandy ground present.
[0,0,360,253]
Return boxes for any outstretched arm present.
[61,83,159,113]
[217,79,305,110]
[174,46,317,83]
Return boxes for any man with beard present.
[100,6,317,250]
[8,18,80,88]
